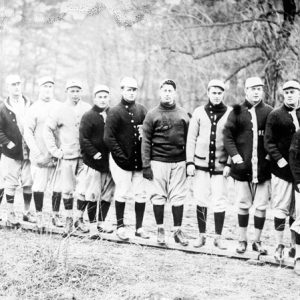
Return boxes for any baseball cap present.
[38,76,54,86]
[282,80,300,91]
[93,84,110,95]
[120,77,138,89]
[207,79,225,91]
[65,79,83,90]
[245,77,264,88]
[6,74,22,85]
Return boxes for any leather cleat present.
[236,241,247,254]
[193,234,206,248]
[174,229,189,246]
[52,214,64,228]
[6,212,21,227]
[74,218,90,234]
[63,217,74,237]
[97,223,114,234]
[214,236,227,250]
[135,228,150,239]
[294,258,300,275]
[252,241,268,255]
[116,227,129,241]
[157,227,165,244]
[289,246,296,258]
[23,211,37,223]
[274,244,285,263]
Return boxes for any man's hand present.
[277,157,288,168]
[223,166,230,178]
[143,166,153,180]
[232,154,243,164]
[187,164,195,176]
[7,141,15,149]
[137,125,143,140]
[93,152,102,160]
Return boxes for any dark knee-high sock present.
[214,211,225,235]
[172,205,184,227]
[98,200,111,222]
[238,214,249,228]
[23,193,32,210]
[87,201,97,223]
[153,204,164,225]
[52,192,62,213]
[6,194,14,204]
[33,192,44,212]
[274,217,285,232]
[296,232,300,245]
[77,200,88,215]
[254,215,265,230]
[289,216,295,228]
[135,202,146,230]
[115,201,125,229]
[63,198,74,210]
[0,188,4,204]
[197,206,207,233]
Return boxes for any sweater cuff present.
[186,161,195,167]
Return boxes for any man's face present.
[283,88,300,108]
[207,86,224,105]
[121,86,137,102]
[160,84,176,104]
[94,91,109,109]
[245,85,264,105]
[39,82,54,102]
[66,87,82,104]
[7,82,22,98]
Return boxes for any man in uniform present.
[44,79,91,235]
[265,80,300,262]
[186,79,231,249]
[224,77,273,254]
[104,77,149,241]
[142,79,190,245]
[24,76,63,230]
[0,74,35,226]
[78,84,114,233]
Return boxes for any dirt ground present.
[0,179,300,299]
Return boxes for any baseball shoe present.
[236,241,247,254]
[23,211,37,223]
[157,227,165,244]
[274,244,285,263]
[252,241,268,255]
[52,214,64,228]
[294,258,300,275]
[214,236,227,250]
[97,223,114,234]
[135,228,150,239]
[193,234,206,248]
[289,245,296,258]
[6,212,20,227]
[74,218,90,234]
[174,229,189,246]
[116,227,129,241]
[63,217,73,237]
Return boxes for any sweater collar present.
[283,103,296,111]
[160,101,176,110]
[5,95,30,113]
[243,99,263,109]
[205,101,226,112]
[92,105,108,113]
[121,98,135,107]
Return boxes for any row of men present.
[1,74,300,275]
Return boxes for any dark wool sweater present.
[142,102,190,167]
[0,97,30,160]
[79,105,110,172]
[223,100,273,182]
[290,129,300,191]
[104,98,147,171]
[264,104,300,182]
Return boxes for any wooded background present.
[0,0,299,112]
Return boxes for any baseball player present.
[265,80,300,262]
[289,127,300,275]
[78,84,115,233]
[44,79,91,235]
[186,79,231,249]
[104,77,149,241]
[142,79,190,246]
[0,75,35,226]
[24,76,63,231]
[224,77,273,254]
